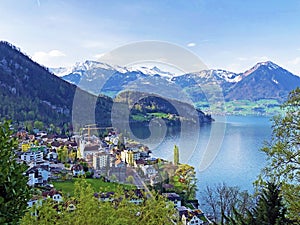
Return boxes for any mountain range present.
[0,41,211,130]
[51,59,300,115]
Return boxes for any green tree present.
[0,120,31,224]
[57,146,68,163]
[33,120,44,131]
[21,179,177,225]
[172,164,197,202]
[257,88,300,222]
[254,182,288,225]
[126,175,135,184]
[173,145,179,165]
[225,183,288,225]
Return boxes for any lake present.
[131,115,272,197]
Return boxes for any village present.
[15,125,212,225]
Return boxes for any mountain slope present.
[51,59,300,116]
[225,61,300,101]
[0,41,113,126]
[0,41,212,128]
[50,61,176,97]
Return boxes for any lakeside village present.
[15,125,212,224]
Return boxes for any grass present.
[149,112,169,119]
[131,114,149,122]
[52,178,134,196]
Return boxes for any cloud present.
[32,49,66,67]
[288,57,300,65]
[94,53,105,59]
[187,42,196,47]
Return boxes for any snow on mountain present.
[49,67,74,77]
[184,69,242,83]
[128,65,175,78]
[243,61,281,77]
[50,60,129,76]
[50,60,176,78]
[211,69,242,83]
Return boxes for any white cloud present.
[94,53,105,59]
[288,57,300,65]
[32,49,66,67]
[48,50,65,57]
[187,42,196,47]
[285,57,300,75]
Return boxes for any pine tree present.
[224,183,289,225]
[173,145,179,165]
[254,182,288,225]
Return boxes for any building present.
[121,149,141,166]
[93,152,110,170]
[42,189,63,202]
[141,165,157,178]
[26,165,50,186]
[21,150,43,163]
[163,192,182,208]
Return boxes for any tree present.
[257,88,300,222]
[21,179,177,225]
[126,175,134,185]
[224,183,289,225]
[33,120,44,131]
[0,120,31,224]
[172,164,197,202]
[201,183,253,224]
[57,146,68,163]
[173,145,179,165]
[254,182,288,225]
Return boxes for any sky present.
[1,0,300,74]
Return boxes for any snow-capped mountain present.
[225,61,300,101]
[50,60,300,105]
[211,69,243,83]
[128,65,175,78]
[50,60,178,97]
[50,60,175,81]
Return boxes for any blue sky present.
[1,0,300,74]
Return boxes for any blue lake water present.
[131,115,272,197]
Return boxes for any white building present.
[26,166,50,186]
[21,150,43,163]
[93,152,110,170]
[121,149,141,165]
[141,165,157,178]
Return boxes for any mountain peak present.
[244,61,280,76]
[256,61,280,69]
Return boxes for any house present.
[21,150,43,163]
[125,189,144,205]
[162,192,182,208]
[179,207,211,225]
[141,165,157,178]
[71,164,85,177]
[27,196,44,208]
[26,165,50,186]
[94,192,115,202]
[42,189,63,202]
[46,151,58,162]
[21,143,31,152]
